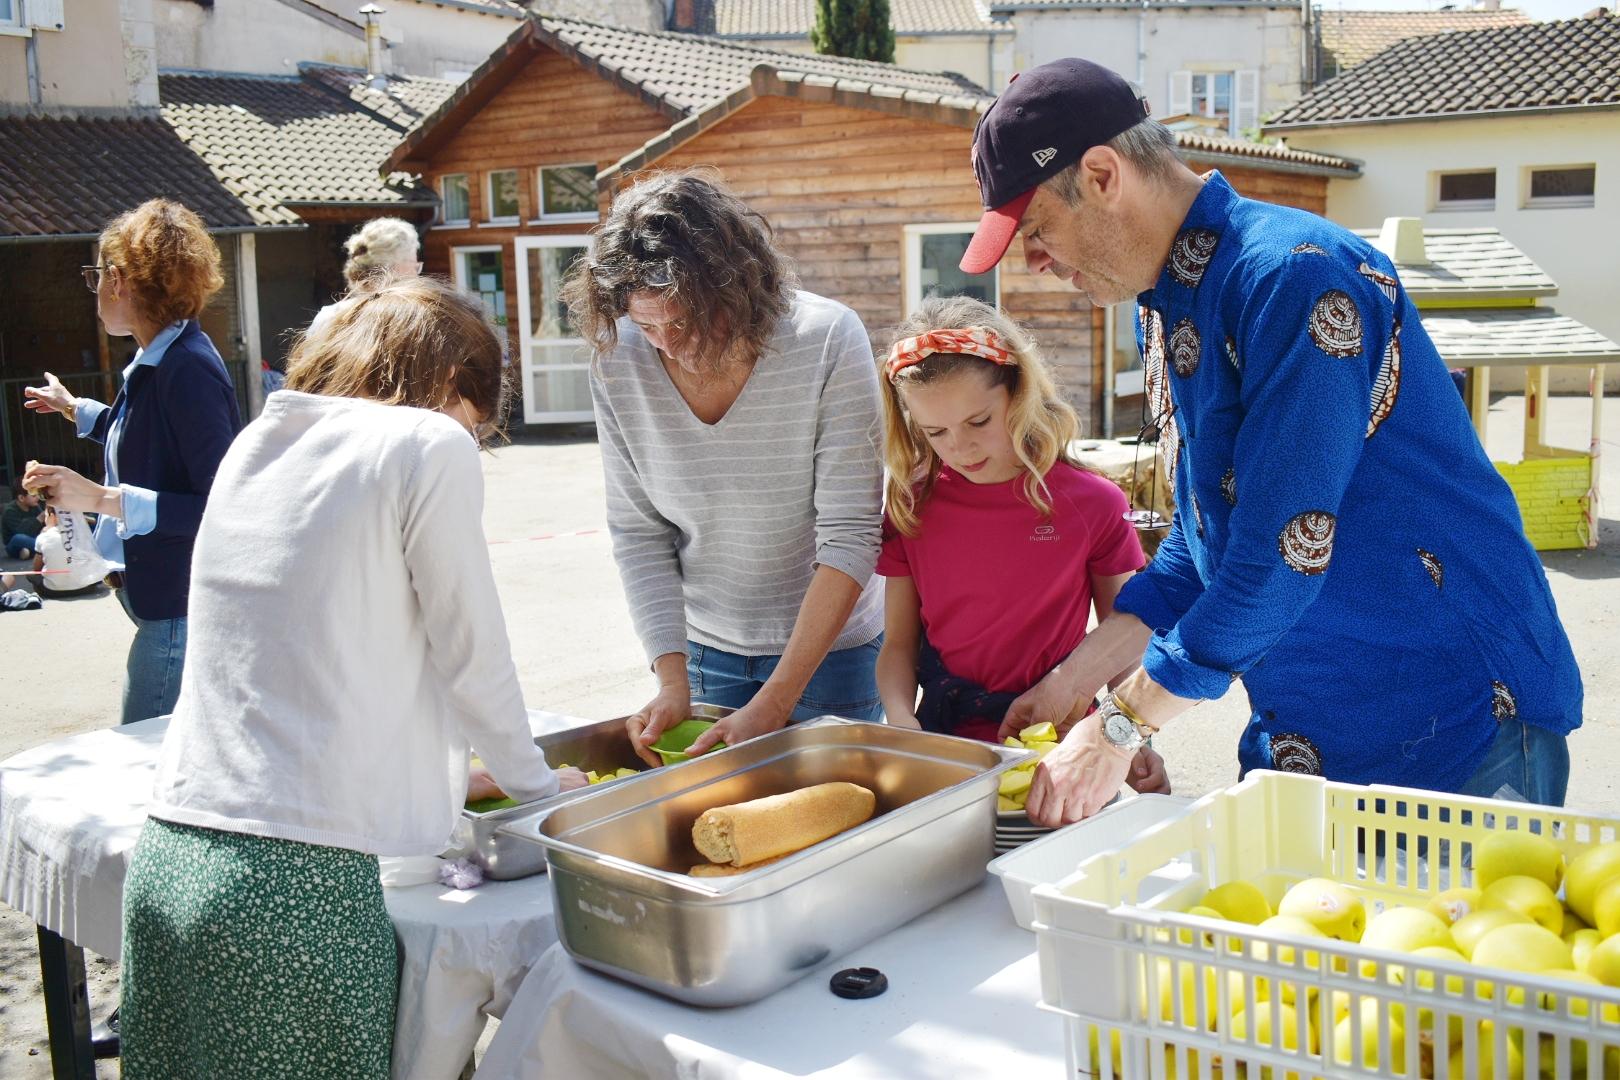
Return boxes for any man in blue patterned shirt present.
[959,59,1582,825]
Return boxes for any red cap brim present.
[959,189,1036,275]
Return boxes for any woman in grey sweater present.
[565,172,885,763]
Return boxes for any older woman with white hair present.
[308,217,422,335]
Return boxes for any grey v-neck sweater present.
[591,291,885,664]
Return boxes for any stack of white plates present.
[994,809,1053,854]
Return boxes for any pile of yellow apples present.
[998,722,1059,812]
[557,764,640,785]
[1090,831,1620,1079]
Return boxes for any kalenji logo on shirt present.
[1031,524,1059,543]
[1032,147,1058,167]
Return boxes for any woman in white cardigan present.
[120,277,584,1080]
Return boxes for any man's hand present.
[687,688,793,756]
[1024,712,1135,828]
[1126,745,1171,795]
[998,671,1081,742]
[21,463,114,516]
[626,682,692,767]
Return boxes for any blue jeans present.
[6,533,38,558]
[1457,717,1570,806]
[687,636,884,722]
[118,587,187,726]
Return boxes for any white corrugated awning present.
[1419,307,1620,367]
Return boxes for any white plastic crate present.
[1028,771,1620,1079]
[988,794,1191,930]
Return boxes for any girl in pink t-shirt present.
[874,297,1167,791]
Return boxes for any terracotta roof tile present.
[298,63,459,134]
[1269,13,1620,128]
[1314,7,1532,77]
[0,113,271,238]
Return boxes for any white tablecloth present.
[474,878,1068,1080]
[0,708,596,1080]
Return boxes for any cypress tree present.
[811,0,896,64]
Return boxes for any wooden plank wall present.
[646,95,1105,431]
[418,46,674,348]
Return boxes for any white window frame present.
[514,234,595,424]
[0,0,27,34]
[450,244,507,325]
[902,222,1000,316]
[1433,168,1496,212]
[436,173,470,228]
[482,168,521,226]
[1523,164,1596,209]
[532,163,600,224]
[1168,68,1257,138]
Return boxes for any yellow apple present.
[1450,909,1532,959]
[1201,880,1273,926]
[1426,886,1482,926]
[1480,874,1564,935]
[1278,878,1365,942]
[1474,831,1564,893]
[1470,922,1573,975]
[1564,842,1620,926]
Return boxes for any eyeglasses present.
[81,264,116,293]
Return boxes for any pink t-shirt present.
[877,462,1145,695]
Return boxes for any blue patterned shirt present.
[1113,172,1581,791]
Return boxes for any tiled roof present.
[543,13,989,111]
[387,13,990,170]
[989,0,1296,8]
[161,71,440,212]
[1268,14,1620,129]
[1314,8,1532,78]
[298,63,460,135]
[0,113,266,238]
[713,0,995,36]
[1422,309,1620,365]
[1173,130,1358,174]
[1352,227,1556,299]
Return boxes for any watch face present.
[1103,710,1134,745]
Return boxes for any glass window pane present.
[489,170,519,220]
[1438,171,1495,203]
[917,232,997,308]
[0,0,14,21]
[442,175,469,221]
[530,351,594,413]
[1530,167,1595,200]
[1213,73,1232,117]
[541,165,597,217]
[526,246,587,341]
[458,250,505,325]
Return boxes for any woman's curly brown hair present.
[562,170,795,375]
[98,200,224,328]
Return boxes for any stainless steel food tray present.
[445,703,734,880]
[498,717,1032,1005]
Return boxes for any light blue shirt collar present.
[121,321,188,381]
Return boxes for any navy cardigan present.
[84,321,241,620]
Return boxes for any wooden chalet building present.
[387,15,1360,430]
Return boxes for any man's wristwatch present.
[1097,693,1155,755]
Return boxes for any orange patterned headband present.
[885,326,1015,382]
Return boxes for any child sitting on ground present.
[34,506,109,597]
[874,296,1168,796]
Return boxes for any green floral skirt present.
[121,817,397,1080]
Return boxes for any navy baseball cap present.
[961,59,1151,275]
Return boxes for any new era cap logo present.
[1032,147,1058,167]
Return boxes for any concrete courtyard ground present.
[0,392,1616,1077]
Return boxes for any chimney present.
[1375,217,1429,265]
[669,0,714,34]
[360,4,387,90]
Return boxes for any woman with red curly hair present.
[25,199,241,725]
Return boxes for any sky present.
[1312,0,1606,21]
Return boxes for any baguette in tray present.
[688,854,787,877]
[692,781,876,867]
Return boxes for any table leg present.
[36,925,97,1080]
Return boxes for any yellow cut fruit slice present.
[1019,722,1058,743]
[997,796,1020,812]
[999,769,1034,797]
